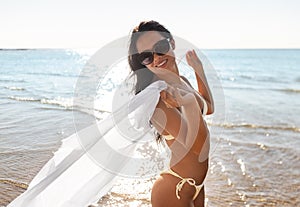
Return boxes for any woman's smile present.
[155,58,168,68]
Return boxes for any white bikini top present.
[163,134,176,141]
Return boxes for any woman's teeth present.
[157,59,167,67]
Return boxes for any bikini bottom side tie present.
[161,169,204,200]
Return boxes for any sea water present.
[0,49,299,206]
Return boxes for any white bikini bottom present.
[160,169,204,200]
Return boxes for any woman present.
[128,20,214,207]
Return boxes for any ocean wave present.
[8,96,111,115]
[0,125,17,130]
[40,97,73,108]
[210,122,300,132]
[8,96,73,108]
[0,79,26,83]
[277,88,300,94]
[4,86,25,91]
[8,96,39,102]
[23,71,79,78]
[0,178,28,190]
[239,74,254,80]
[223,86,300,94]
[223,86,259,90]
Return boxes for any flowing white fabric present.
[8,80,168,207]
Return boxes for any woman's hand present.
[160,85,194,108]
[186,49,203,71]
[160,90,177,108]
[160,86,181,108]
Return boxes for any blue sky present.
[1,0,299,49]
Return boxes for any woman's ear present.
[170,39,175,50]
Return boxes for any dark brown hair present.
[128,20,173,94]
[128,20,173,142]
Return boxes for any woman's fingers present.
[162,87,186,108]
[161,82,195,108]
[160,91,167,100]
[165,91,179,108]
[186,49,203,69]
[161,89,180,108]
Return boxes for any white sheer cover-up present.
[8,80,168,207]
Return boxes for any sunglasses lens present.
[154,39,170,55]
[138,52,153,65]
[137,39,171,65]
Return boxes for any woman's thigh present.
[151,175,195,207]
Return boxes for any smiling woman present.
[128,20,214,207]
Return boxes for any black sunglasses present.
[137,38,171,65]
